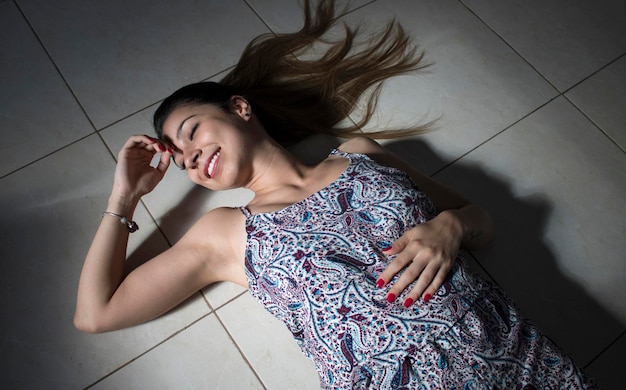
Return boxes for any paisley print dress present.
[241,150,595,389]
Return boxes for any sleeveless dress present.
[240,150,595,389]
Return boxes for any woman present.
[74,1,595,388]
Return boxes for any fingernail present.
[423,293,432,303]
[382,246,392,252]
[386,293,396,303]
[403,298,414,308]
[167,146,174,154]
[376,278,385,289]
[157,144,165,152]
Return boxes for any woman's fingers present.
[155,148,171,175]
[112,135,172,199]
[375,222,457,308]
[380,244,444,305]
[399,259,452,308]
[376,239,411,286]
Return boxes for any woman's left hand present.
[377,210,463,308]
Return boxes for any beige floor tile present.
[585,332,626,389]
[92,314,263,390]
[247,0,374,33]
[0,134,210,388]
[0,1,93,177]
[463,0,626,91]
[19,0,269,128]
[347,0,557,174]
[218,294,320,390]
[567,55,626,150]
[3,0,624,388]
[434,97,625,365]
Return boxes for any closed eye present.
[189,123,198,141]
[171,152,186,170]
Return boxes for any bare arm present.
[74,135,221,333]
[338,136,494,305]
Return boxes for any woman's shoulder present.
[184,207,245,240]
[337,136,386,155]
[175,207,247,267]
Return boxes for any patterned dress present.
[241,150,595,389]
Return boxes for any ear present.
[228,95,252,121]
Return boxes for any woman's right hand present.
[111,135,171,204]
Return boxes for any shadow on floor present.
[124,135,622,385]
[385,138,623,369]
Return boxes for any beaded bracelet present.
[102,211,139,233]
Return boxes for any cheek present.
[187,171,203,186]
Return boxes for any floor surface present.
[1,0,625,388]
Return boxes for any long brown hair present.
[154,0,431,145]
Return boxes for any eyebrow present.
[176,114,197,140]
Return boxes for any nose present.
[184,149,201,169]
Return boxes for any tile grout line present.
[94,65,235,135]
[0,61,234,181]
[583,330,625,369]
[456,0,561,94]
[465,250,503,290]
[3,5,250,382]
[6,2,237,181]
[82,312,214,389]
[1,1,101,181]
[212,298,269,390]
[201,286,267,386]
[456,0,625,155]
[82,285,248,386]
[10,0,623,385]
[430,93,560,177]
[243,0,378,36]
[445,3,626,373]
[560,52,626,96]
[243,0,278,35]
[0,131,93,180]
[13,1,99,134]
[561,52,626,154]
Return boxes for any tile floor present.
[1,0,624,388]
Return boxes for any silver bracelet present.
[102,211,139,233]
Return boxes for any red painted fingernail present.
[157,144,165,152]
[403,298,414,308]
[376,278,385,288]
[423,293,432,303]
[382,246,392,252]
[167,147,174,154]
[386,293,396,303]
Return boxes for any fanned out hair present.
[154,0,431,146]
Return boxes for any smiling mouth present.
[206,149,221,178]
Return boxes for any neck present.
[244,131,311,199]
[240,115,311,200]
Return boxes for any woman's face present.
[160,101,255,190]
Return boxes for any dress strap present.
[330,148,352,158]
[330,148,372,162]
[239,206,252,217]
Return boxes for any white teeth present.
[207,151,220,177]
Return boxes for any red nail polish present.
[157,144,165,152]
[423,293,432,303]
[376,278,385,289]
[386,293,396,303]
[403,298,414,308]
[382,246,392,252]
